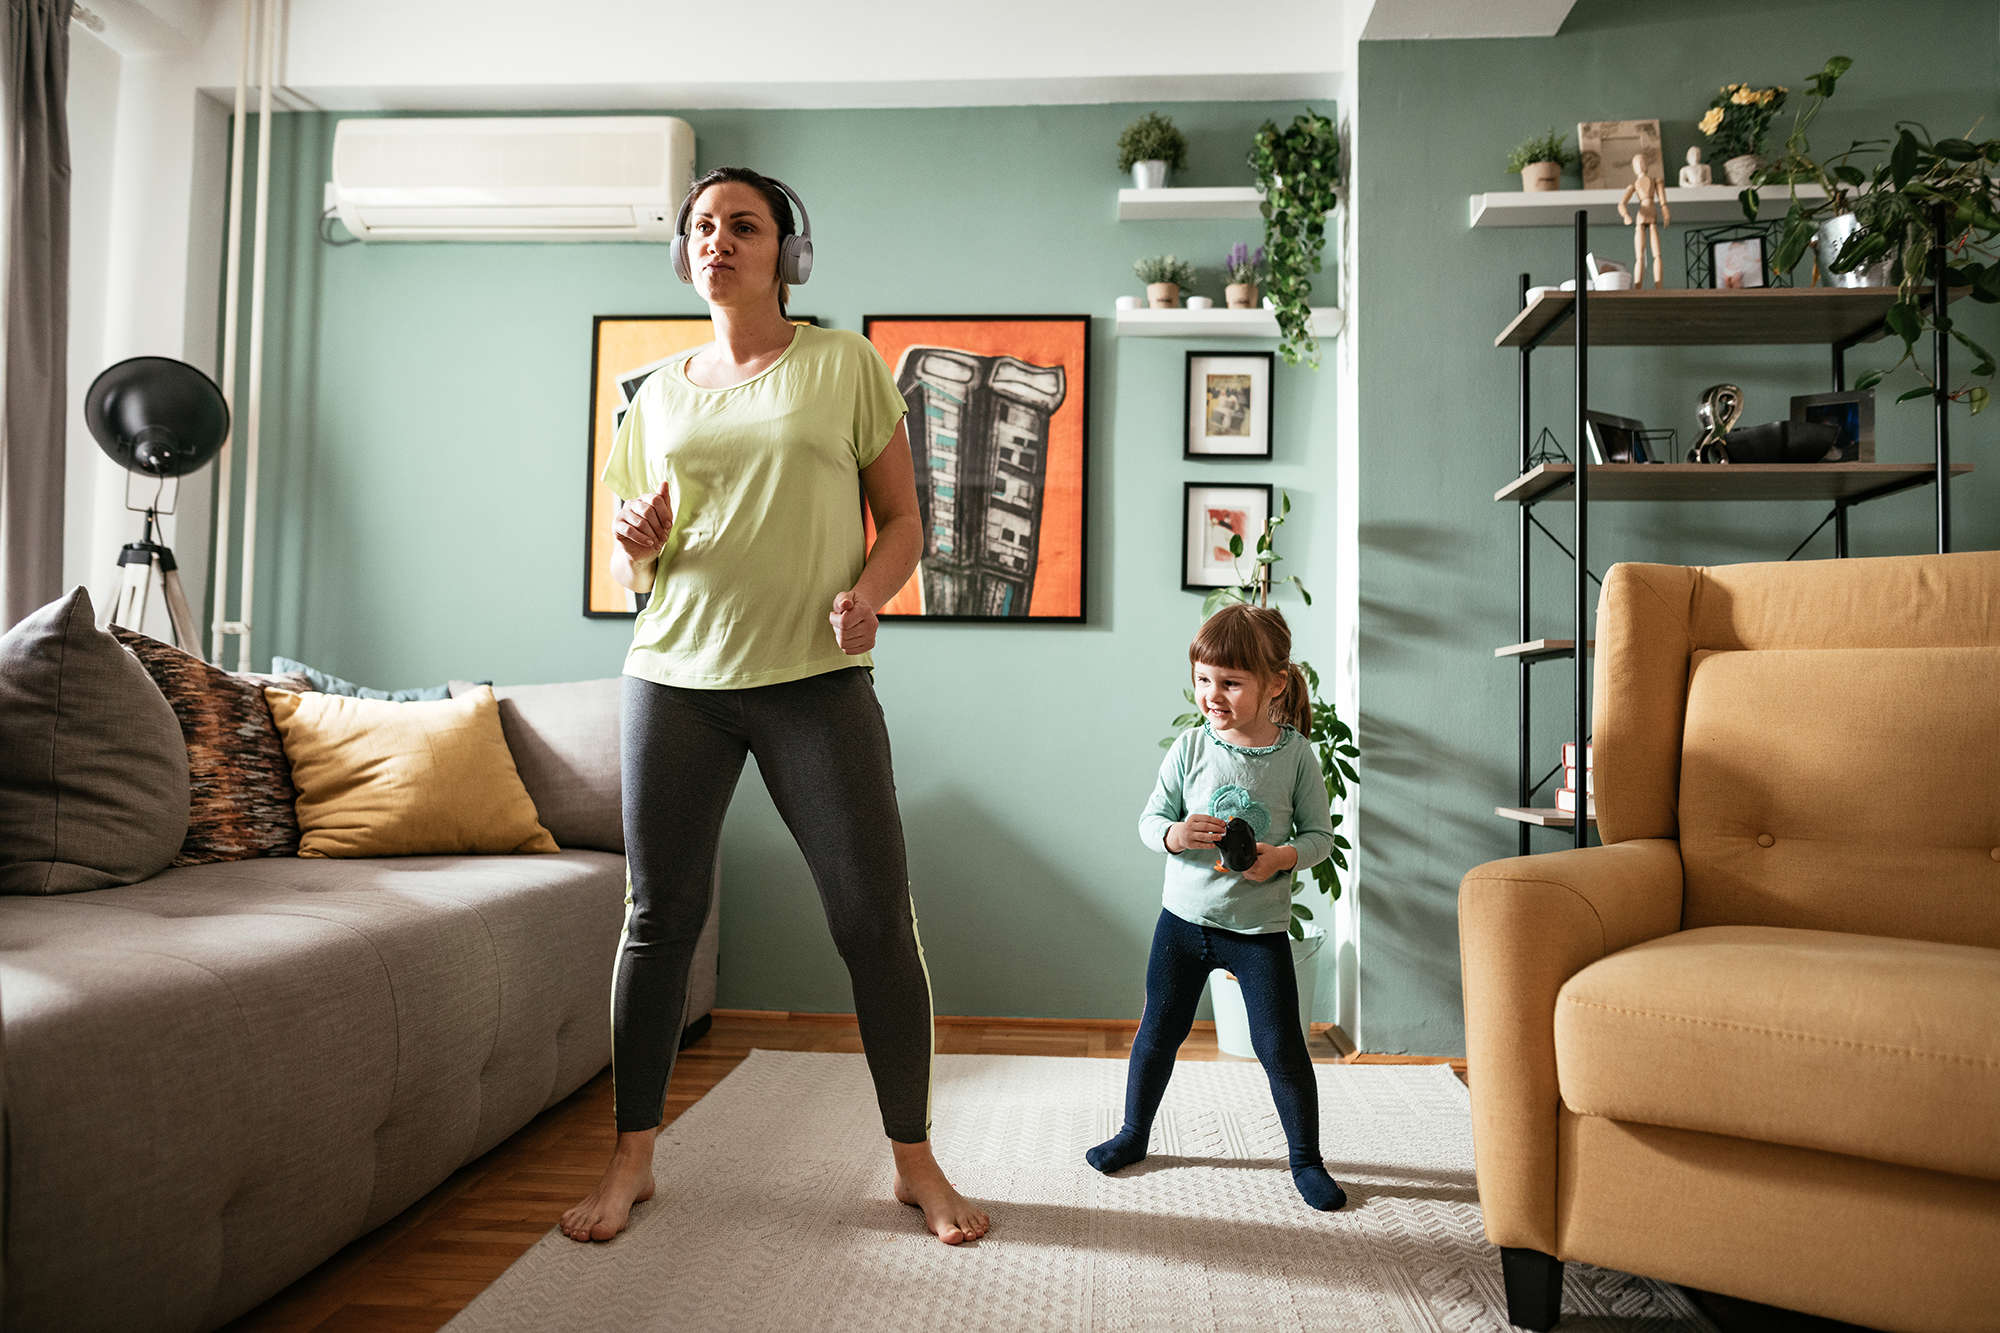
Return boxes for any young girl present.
[1086,603,1346,1211]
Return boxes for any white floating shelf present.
[1117,187,1265,221]
[1113,306,1344,338]
[1469,182,1831,228]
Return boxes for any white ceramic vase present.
[1722,153,1761,187]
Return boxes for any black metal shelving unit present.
[1498,209,1969,854]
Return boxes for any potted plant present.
[1223,242,1266,308]
[1743,55,1999,414]
[1249,108,1341,368]
[1505,129,1577,192]
[1118,111,1189,190]
[1134,254,1197,309]
[1699,80,1788,185]
[1164,492,1358,1055]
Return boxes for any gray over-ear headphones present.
[671,173,814,286]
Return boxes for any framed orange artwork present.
[581,314,814,618]
[862,314,1090,622]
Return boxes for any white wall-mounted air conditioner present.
[328,116,694,242]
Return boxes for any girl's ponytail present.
[1274,662,1312,734]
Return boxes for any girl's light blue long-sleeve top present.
[1137,722,1336,935]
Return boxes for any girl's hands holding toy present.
[830,589,878,655]
[614,479,675,561]
[1241,842,1300,883]
[1167,814,1227,854]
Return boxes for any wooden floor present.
[221,1012,1840,1333]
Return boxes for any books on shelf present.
[1555,787,1596,816]
[1562,742,1593,768]
[1564,765,1595,793]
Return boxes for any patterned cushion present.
[114,628,313,865]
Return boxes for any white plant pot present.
[1132,159,1168,190]
[1210,927,1325,1059]
[1722,153,1761,187]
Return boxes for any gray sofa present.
[0,603,718,1332]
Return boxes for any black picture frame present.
[1183,350,1275,460]
[1584,410,1649,464]
[1684,222,1791,290]
[1790,389,1876,462]
[862,314,1092,623]
[1181,481,1274,591]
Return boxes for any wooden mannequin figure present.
[1618,152,1671,288]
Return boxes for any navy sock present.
[1291,1162,1347,1211]
[1086,1125,1149,1174]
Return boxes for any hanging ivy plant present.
[1249,108,1342,368]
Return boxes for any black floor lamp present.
[85,356,228,654]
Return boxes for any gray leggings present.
[613,667,935,1140]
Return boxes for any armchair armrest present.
[1458,839,1684,1252]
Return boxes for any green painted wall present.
[211,101,1345,1022]
[1354,0,2000,1052]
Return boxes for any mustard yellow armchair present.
[1460,551,2000,1331]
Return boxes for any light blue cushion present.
[270,654,453,702]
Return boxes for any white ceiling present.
[1360,0,1577,40]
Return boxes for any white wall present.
[63,28,121,601]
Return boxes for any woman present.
[561,167,990,1246]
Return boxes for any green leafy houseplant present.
[1134,254,1197,288]
[1743,56,2000,414]
[1164,492,1357,938]
[1117,111,1189,174]
[1505,128,1578,174]
[1250,109,1341,368]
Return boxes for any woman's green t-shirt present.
[600,323,909,690]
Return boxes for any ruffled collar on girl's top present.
[1201,721,1296,756]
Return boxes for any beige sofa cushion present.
[1554,925,2000,1181]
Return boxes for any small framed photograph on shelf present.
[1185,351,1274,459]
[1577,119,1663,190]
[1791,389,1875,462]
[1182,482,1272,590]
[1685,222,1790,290]
[1584,410,1650,464]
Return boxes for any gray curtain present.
[1,0,72,631]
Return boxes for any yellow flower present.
[1731,88,1758,104]
[1700,108,1725,135]
[1759,90,1776,105]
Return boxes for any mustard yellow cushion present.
[265,685,558,858]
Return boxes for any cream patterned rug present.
[448,1051,1712,1332]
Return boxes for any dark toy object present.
[1214,817,1258,872]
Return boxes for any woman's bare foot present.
[561,1128,659,1242]
[890,1139,990,1244]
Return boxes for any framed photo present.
[1791,390,1876,462]
[582,314,816,618]
[1684,222,1791,290]
[1584,410,1649,464]
[1182,482,1273,591]
[863,314,1090,622]
[1577,119,1663,190]
[1184,351,1274,459]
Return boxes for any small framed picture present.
[1713,235,1768,289]
[1584,410,1649,464]
[1791,390,1876,462]
[1182,483,1273,590]
[1185,351,1274,459]
[1577,119,1663,190]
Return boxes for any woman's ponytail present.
[1274,662,1312,734]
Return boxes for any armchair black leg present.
[1501,1247,1564,1330]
